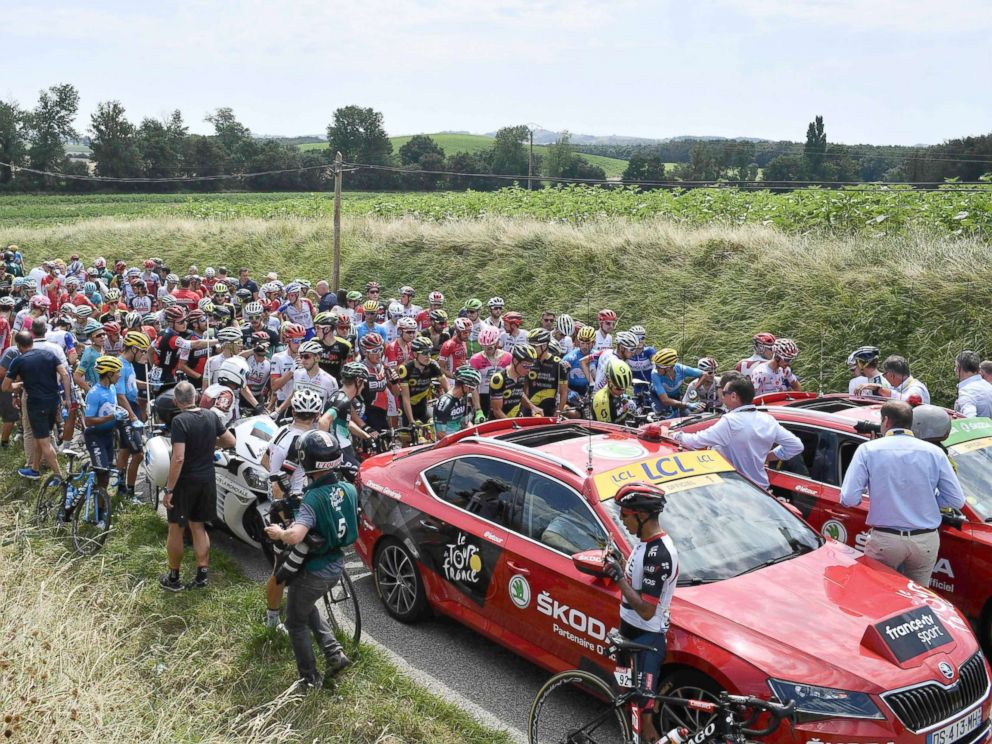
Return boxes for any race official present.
[860,355,930,404]
[953,351,992,418]
[839,400,964,586]
[672,375,803,490]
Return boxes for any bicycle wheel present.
[322,571,362,652]
[35,475,65,526]
[529,669,631,744]
[72,487,112,555]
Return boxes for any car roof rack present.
[455,435,585,477]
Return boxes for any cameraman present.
[264,430,358,689]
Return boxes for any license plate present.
[928,709,983,744]
[613,666,633,688]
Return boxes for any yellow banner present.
[950,436,992,456]
[594,450,734,500]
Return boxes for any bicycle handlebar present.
[723,693,796,737]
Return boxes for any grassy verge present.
[0,448,512,743]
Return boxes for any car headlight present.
[768,679,885,720]
[242,466,269,492]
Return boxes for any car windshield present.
[948,437,992,521]
[602,472,821,585]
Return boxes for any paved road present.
[210,528,550,743]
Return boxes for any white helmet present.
[291,387,324,415]
[204,267,216,278]
[397,316,417,332]
[388,302,404,319]
[218,356,249,388]
[556,314,574,337]
[217,326,244,344]
[144,435,173,487]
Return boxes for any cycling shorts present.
[84,428,115,471]
[116,419,144,455]
[620,620,667,714]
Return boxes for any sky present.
[3,0,990,146]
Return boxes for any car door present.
[766,424,829,526]
[494,466,619,676]
[417,455,520,622]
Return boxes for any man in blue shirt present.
[953,350,992,418]
[839,400,964,587]
[83,356,128,494]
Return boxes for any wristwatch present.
[163,487,174,495]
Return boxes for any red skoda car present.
[355,418,991,744]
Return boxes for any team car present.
[683,391,992,652]
[355,417,992,744]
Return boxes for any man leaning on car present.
[839,400,964,586]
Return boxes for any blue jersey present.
[563,347,592,394]
[85,382,119,433]
[650,364,702,418]
[79,346,101,388]
[356,322,388,348]
[628,346,656,383]
[119,357,139,404]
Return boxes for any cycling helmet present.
[75,305,94,319]
[251,331,271,348]
[598,308,617,323]
[512,343,538,363]
[30,295,51,310]
[218,356,249,388]
[697,357,718,374]
[164,305,187,324]
[576,326,597,343]
[126,267,140,279]
[282,323,306,340]
[429,309,448,325]
[607,359,633,390]
[124,311,142,328]
[187,309,207,325]
[397,316,418,332]
[341,361,370,381]
[235,288,253,302]
[102,321,121,336]
[114,261,127,272]
[400,286,415,297]
[204,267,216,278]
[388,302,404,319]
[362,299,380,314]
[503,311,523,327]
[653,348,678,367]
[453,317,473,333]
[346,290,362,302]
[487,296,504,309]
[753,332,776,353]
[297,429,342,473]
[455,365,482,388]
[411,336,433,354]
[629,324,646,340]
[477,325,501,347]
[847,345,880,369]
[912,405,952,442]
[615,331,639,351]
[95,355,123,376]
[548,339,563,356]
[84,319,103,336]
[556,314,574,337]
[159,294,176,307]
[217,327,244,344]
[260,282,276,294]
[166,273,179,284]
[195,297,211,312]
[313,311,335,327]
[773,338,799,362]
[124,331,151,350]
[212,282,230,296]
[23,278,37,291]
[142,259,155,270]
[132,279,147,291]
[360,332,384,351]
[336,315,352,332]
[0,296,14,309]
[613,482,667,516]
[243,301,263,317]
[141,313,159,325]
[527,328,551,345]
[291,387,325,416]
[94,257,107,269]
[64,276,80,289]
[428,290,445,305]
[299,339,323,356]
[365,281,381,292]
[83,281,96,294]
[464,298,483,312]
[105,288,121,302]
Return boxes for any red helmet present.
[614,482,667,515]
[282,323,306,340]
[360,332,384,350]
[164,305,187,324]
[503,311,523,327]
[598,309,617,323]
[144,259,155,269]
[753,332,776,350]
[453,317,473,333]
[102,321,121,336]
[428,290,444,305]
[773,338,799,361]
[187,309,206,323]
[115,260,126,272]
[30,295,51,310]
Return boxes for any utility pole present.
[332,151,342,292]
[528,128,534,191]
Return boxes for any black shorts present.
[167,479,215,527]
[25,400,58,439]
[0,390,18,423]
[84,428,115,471]
[116,419,144,454]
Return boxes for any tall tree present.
[137,110,187,181]
[26,83,79,187]
[90,100,143,179]
[398,134,444,166]
[490,125,529,176]
[803,115,827,178]
[622,153,666,185]
[0,100,28,186]
[206,107,252,154]
[326,105,395,189]
[544,131,577,178]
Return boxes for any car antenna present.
[818,331,825,397]
[679,287,687,360]
[586,290,594,474]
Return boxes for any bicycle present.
[322,570,362,654]
[528,631,795,744]
[35,450,119,555]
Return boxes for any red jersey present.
[438,337,468,376]
[171,288,202,310]
[0,316,10,353]
[384,339,414,369]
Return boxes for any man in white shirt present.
[954,350,992,418]
[859,355,930,404]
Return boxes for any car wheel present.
[655,669,722,734]
[373,538,430,623]
[242,507,275,566]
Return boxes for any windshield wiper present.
[677,577,717,587]
[733,542,814,578]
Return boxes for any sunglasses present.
[300,354,315,360]
[402,330,417,335]
[368,289,380,295]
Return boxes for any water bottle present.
[657,727,689,744]
[108,468,120,491]
[64,482,77,510]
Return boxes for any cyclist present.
[683,357,722,412]
[498,311,526,352]
[483,296,504,329]
[396,336,447,428]
[434,365,483,438]
[439,317,472,381]
[462,298,485,355]
[210,282,237,322]
[592,359,638,424]
[116,331,151,502]
[279,283,315,337]
[354,281,382,323]
[627,325,656,385]
[552,313,574,355]
[594,309,616,351]
[847,345,886,396]
[276,339,338,417]
[200,356,253,428]
[490,343,540,419]
[13,294,50,334]
[101,321,124,356]
[176,309,211,388]
[312,312,352,381]
[0,296,13,353]
[650,348,705,418]
[468,324,509,420]
[82,355,133,495]
[421,309,450,357]
[319,361,374,471]
[586,330,639,393]
[604,482,679,744]
[243,302,280,347]
[528,329,569,417]
[416,290,446,331]
[382,302,404,343]
[245,332,273,405]
[356,300,388,346]
[398,286,420,319]
[128,280,154,314]
[153,306,214,392]
[563,325,597,411]
[358,333,394,433]
[384,316,418,426]
[204,326,245,388]
[270,323,306,410]
[750,338,801,395]
[737,332,776,376]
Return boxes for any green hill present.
[302,133,630,179]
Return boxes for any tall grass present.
[3,214,990,404]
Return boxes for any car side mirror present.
[572,549,608,577]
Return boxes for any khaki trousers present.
[865,528,940,587]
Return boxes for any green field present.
[301,132,631,179]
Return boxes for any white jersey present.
[750,361,799,395]
[849,373,887,396]
[128,295,153,314]
[266,316,281,335]
[382,320,400,344]
[33,338,69,367]
[500,328,528,352]
[268,423,314,496]
[620,532,679,634]
[201,382,238,428]
[554,334,574,355]
[45,330,75,353]
[592,348,619,392]
[593,330,612,352]
[245,355,271,397]
[400,303,421,319]
[292,367,338,407]
[736,354,767,376]
[270,350,298,402]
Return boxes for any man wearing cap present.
[839,400,964,586]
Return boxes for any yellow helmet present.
[576,326,596,343]
[124,331,151,350]
[362,300,380,313]
[95,355,124,376]
[652,348,679,367]
[607,360,633,390]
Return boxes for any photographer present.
[264,430,358,689]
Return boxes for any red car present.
[355,417,991,744]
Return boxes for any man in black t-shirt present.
[159,381,236,592]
